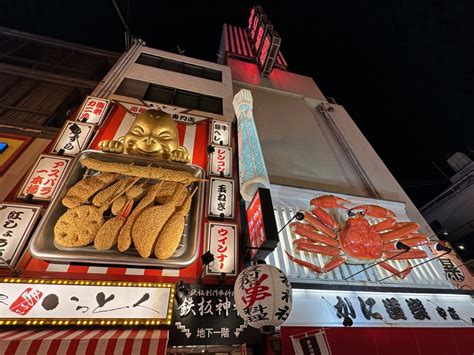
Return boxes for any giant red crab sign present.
[285,195,430,279]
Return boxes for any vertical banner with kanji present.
[210,120,231,146]
[290,330,331,355]
[208,177,234,219]
[0,203,41,268]
[17,155,71,201]
[205,222,238,276]
[209,146,232,178]
[76,96,110,125]
[50,121,95,156]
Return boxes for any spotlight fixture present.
[198,251,215,283]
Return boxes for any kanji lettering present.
[198,297,213,316]
[241,273,271,308]
[405,298,430,320]
[275,305,290,321]
[448,307,460,320]
[177,296,196,317]
[215,297,231,317]
[382,298,407,320]
[440,258,465,282]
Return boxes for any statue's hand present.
[99,140,124,154]
[170,146,190,163]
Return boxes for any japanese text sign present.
[0,278,174,326]
[209,146,232,178]
[0,203,41,269]
[208,177,234,219]
[211,120,231,146]
[50,120,95,156]
[285,288,474,328]
[17,155,71,202]
[169,284,261,346]
[205,222,238,276]
[76,96,110,125]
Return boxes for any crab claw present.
[310,195,351,210]
[349,205,396,219]
[311,206,340,231]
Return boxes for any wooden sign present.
[50,120,95,156]
[210,120,231,146]
[208,177,234,219]
[209,146,232,178]
[76,96,110,125]
[0,278,175,326]
[205,222,238,276]
[17,155,72,202]
[0,203,41,269]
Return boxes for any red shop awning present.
[0,329,168,354]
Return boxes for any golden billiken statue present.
[99,109,190,163]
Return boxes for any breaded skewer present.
[80,158,204,185]
[62,173,117,208]
[154,187,198,260]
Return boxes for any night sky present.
[2,1,473,207]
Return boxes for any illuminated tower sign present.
[247,4,281,76]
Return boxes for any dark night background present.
[1,0,473,207]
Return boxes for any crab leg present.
[309,206,339,231]
[384,249,428,260]
[290,222,338,247]
[285,251,345,273]
[349,205,396,218]
[304,212,337,239]
[372,217,399,232]
[383,235,430,252]
[380,222,420,243]
[379,261,413,279]
[310,195,350,210]
[293,239,340,256]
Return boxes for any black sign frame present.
[169,284,261,346]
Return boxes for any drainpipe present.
[317,102,380,199]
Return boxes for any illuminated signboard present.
[76,96,110,125]
[17,154,72,202]
[209,146,232,178]
[244,187,278,260]
[246,5,282,76]
[0,202,41,269]
[208,177,234,219]
[50,120,95,156]
[210,120,231,146]
[0,278,174,326]
[259,29,281,76]
[205,222,238,276]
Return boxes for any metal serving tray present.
[29,150,205,268]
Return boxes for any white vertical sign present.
[206,222,238,276]
[50,121,95,156]
[76,96,110,125]
[211,120,231,146]
[208,177,234,219]
[0,203,41,268]
[209,146,232,178]
[17,155,71,201]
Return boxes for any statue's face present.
[122,110,179,158]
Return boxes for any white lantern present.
[234,263,292,334]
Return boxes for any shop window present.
[144,85,174,105]
[136,53,222,82]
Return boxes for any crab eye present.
[347,211,355,217]
[359,211,365,216]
